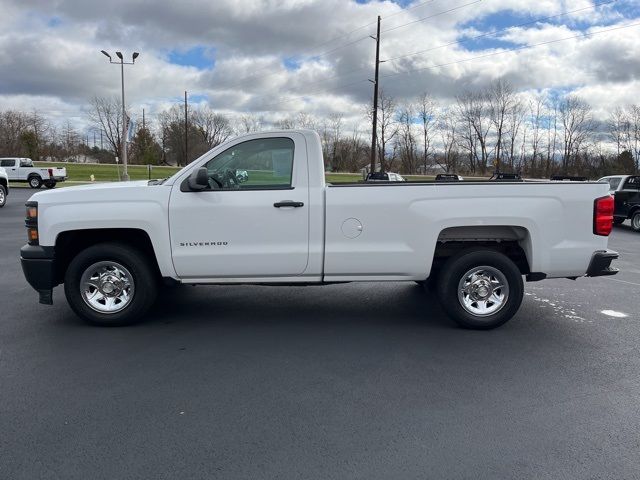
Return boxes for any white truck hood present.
[28,180,160,205]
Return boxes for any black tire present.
[64,242,158,326]
[613,217,625,225]
[0,184,6,208]
[436,249,524,330]
[631,211,640,232]
[44,180,56,189]
[28,175,42,189]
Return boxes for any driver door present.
[168,133,310,280]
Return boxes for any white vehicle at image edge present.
[0,166,8,207]
[0,157,67,189]
[20,130,619,330]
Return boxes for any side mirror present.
[187,167,209,191]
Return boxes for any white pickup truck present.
[0,166,8,207]
[0,157,67,189]
[20,130,619,329]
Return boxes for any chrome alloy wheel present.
[457,266,509,317]
[632,213,640,230]
[80,261,135,314]
[0,188,5,206]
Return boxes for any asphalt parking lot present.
[1,187,639,479]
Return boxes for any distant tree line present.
[0,79,638,179]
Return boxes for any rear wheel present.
[436,250,524,330]
[64,243,158,326]
[631,211,640,232]
[28,175,42,189]
[0,184,6,207]
[44,180,56,189]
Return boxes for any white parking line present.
[607,277,640,287]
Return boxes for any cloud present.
[0,0,638,132]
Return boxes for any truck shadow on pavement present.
[147,282,455,330]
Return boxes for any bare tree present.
[417,93,437,174]
[559,95,593,173]
[528,95,545,175]
[397,104,419,174]
[488,79,517,171]
[456,90,490,174]
[628,104,640,172]
[438,110,458,173]
[376,90,398,172]
[88,96,124,157]
[0,110,30,156]
[191,107,233,149]
[237,114,263,133]
[607,106,631,156]
[504,97,525,170]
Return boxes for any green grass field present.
[33,162,181,182]
[8,162,443,187]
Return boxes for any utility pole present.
[118,55,129,180]
[142,108,145,130]
[369,15,382,176]
[184,91,188,166]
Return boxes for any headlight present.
[25,201,38,245]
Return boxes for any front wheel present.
[64,243,158,326]
[29,175,42,189]
[631,211,640,232]
[436,250,524,330]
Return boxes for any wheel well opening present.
[432,226,532,277]
[54,229,160,284]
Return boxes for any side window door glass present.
[202,137,294,190]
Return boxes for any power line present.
[380,21,640,80]
[248,78,371,112]
[382,0,483,34]
[289,0,441,56]
[228,22,630,125]
[227,0,480,99]
[382,0,618,62]
[210,0,453,93]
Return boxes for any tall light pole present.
[101,50,139,181]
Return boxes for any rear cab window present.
[622,177,640,191]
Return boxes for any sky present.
[0,0,638,132]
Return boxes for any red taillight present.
[48,168,53,177]
[594,195,614,236]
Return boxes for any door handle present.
[274,200,304,208]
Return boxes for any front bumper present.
[585,250,619,277]
[21,245,57,304]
